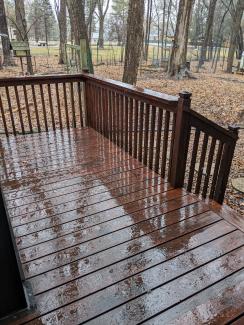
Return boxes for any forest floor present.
[0,56,243,215]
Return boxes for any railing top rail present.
[81,73,179,106]
[189,109,239,141]
[0,74,84,86]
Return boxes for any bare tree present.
[144,0,153,61]
[86,0,97,42]
[199,0,218,67]
[167,0,194,78]
[0,0,12,66]
[226,0,244,72]
[122,0,144,84]
[55,0,67,64]
[14,0,33,74]
[66,0,94,72]
[97,0,110,48]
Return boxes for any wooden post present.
[213,125,239,203]
[169,91,191,187]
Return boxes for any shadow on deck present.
[0,127,243,324]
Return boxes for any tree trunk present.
[226,0,244,73]
[0,0,12,66]
[14,0,33,74]
[98,16,104,48]
[199,0,217,67]
[144,0,152,61]
[57,0,67,64]
[167,0,194,78]
[66,0,94,73]
[237,27,243,60]
[122,0,144,85]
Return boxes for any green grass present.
[30,44,230,65]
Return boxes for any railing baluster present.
[187,128,200,192]
[195,134,208,194]
[133,100,139,159]
[108,90,113,141]
[128,97,133,155]
[14,85,25,134]
[104,88,109,138]
[98,87,102,134]
[111,91,115,143]
[39,84,48,132]
[55,83,63,129]
[77,82,83,127]
[138,102,144,162]
[202,137,216,198]
[148,105,156,170]
[31,85,41,132]
[161,110,170,177]
[5,86,16,135]
[62,82,70,129]
[143,103,150,165]
[0,93,8,136]
[23,85,32,133]
[116,93,120,146]
[168,112,176,179]
[154,108,163,173]
[70,82,76,128]
[124,96,129,152]
[209,141,223,199]
[47,84,56,131]
[120,94,124,149]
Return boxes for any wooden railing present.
[0,75,86,135]
[0,73,239,203]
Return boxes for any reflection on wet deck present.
[0,128,243,324]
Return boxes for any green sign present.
[11,41,30,57]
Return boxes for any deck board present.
[0,128,243,325]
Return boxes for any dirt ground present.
[0,56,243,215]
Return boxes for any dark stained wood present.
[202,137,216,197]
[0,93,8,136]
[77,82,83,127]
[143,103,150,165]
[23,85,32,133]
[133,99,139,158]
[0,127,243,325]
[14,85,25,134]
[148,106,156,169]
[39,84,48,132]
[154,108,163,173]
[5,86,16,135]
[161,110,170,177]
[31,85,41,132]
[55,83,63,129]
[47,84,56,131]
[138,101,144,162]
[195,133,208,194]
[187,128,200,192]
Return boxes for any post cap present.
[228,125,240,134]
[179,91,192,99]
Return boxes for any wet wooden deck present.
[0,128,244,325]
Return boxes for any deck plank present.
[0,127,243,325]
